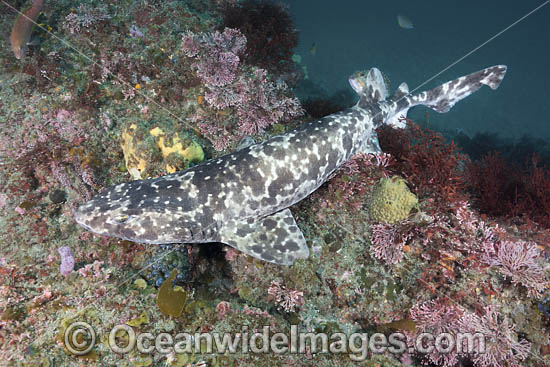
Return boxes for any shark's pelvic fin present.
[358,134,382,154]
[235,136,256,151]
[219,208,309,265]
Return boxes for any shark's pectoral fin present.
[382,82,412,129]
[386,113,408,128]
[219,209,309,265]
[383,82,411,128]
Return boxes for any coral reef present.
[457,305,531,367]
[144,245,192,288]
[377,118,468,210]
[482,239,546,297]
[58,246,75,276]
[63,4,111,34]
[0,1,548,367]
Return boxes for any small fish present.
[10,0,45,59]
[397,14,414,30]
[310,42,317,56]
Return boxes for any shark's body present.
[75,65,507,265]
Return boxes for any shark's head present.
[74,179,201,244]
[75,181,155,242]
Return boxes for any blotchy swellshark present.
[75,65,507,265]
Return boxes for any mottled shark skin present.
[75,65,507,265]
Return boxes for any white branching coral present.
[63,5,111,34]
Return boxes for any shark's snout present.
[74,200,102,231]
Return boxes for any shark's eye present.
[113,215,129,223]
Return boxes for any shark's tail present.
[386,65,507,128]
[411,65,507,112]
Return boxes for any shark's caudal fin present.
[411,65,507,112]
[387,65,507,127]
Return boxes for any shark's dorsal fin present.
[219,209,309,265]
[349,68,389,104]
[392,82,409,100]
[385,82,412,128]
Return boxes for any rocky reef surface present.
[0,1,549,366]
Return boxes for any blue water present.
[283,0,550,141]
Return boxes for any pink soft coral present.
[370,222,412,264]
[267,281,304,313]
[408,298,463,367]
[182,28,246,87]
[457,305,531,367]
[482,239,547,297]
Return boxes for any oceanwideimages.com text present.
[64,322,486,361]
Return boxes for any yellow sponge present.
[369,176,418,223]
[121,124,204,179]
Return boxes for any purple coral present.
[183,28,303,150]
[482,239,547,297]
[456,305,531,367]
[409,301,533,367]
[234,69,303,136]
[195,51,240,87]
[58,246,75,276]
[182,28,246,87]
[195,118,232,151]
